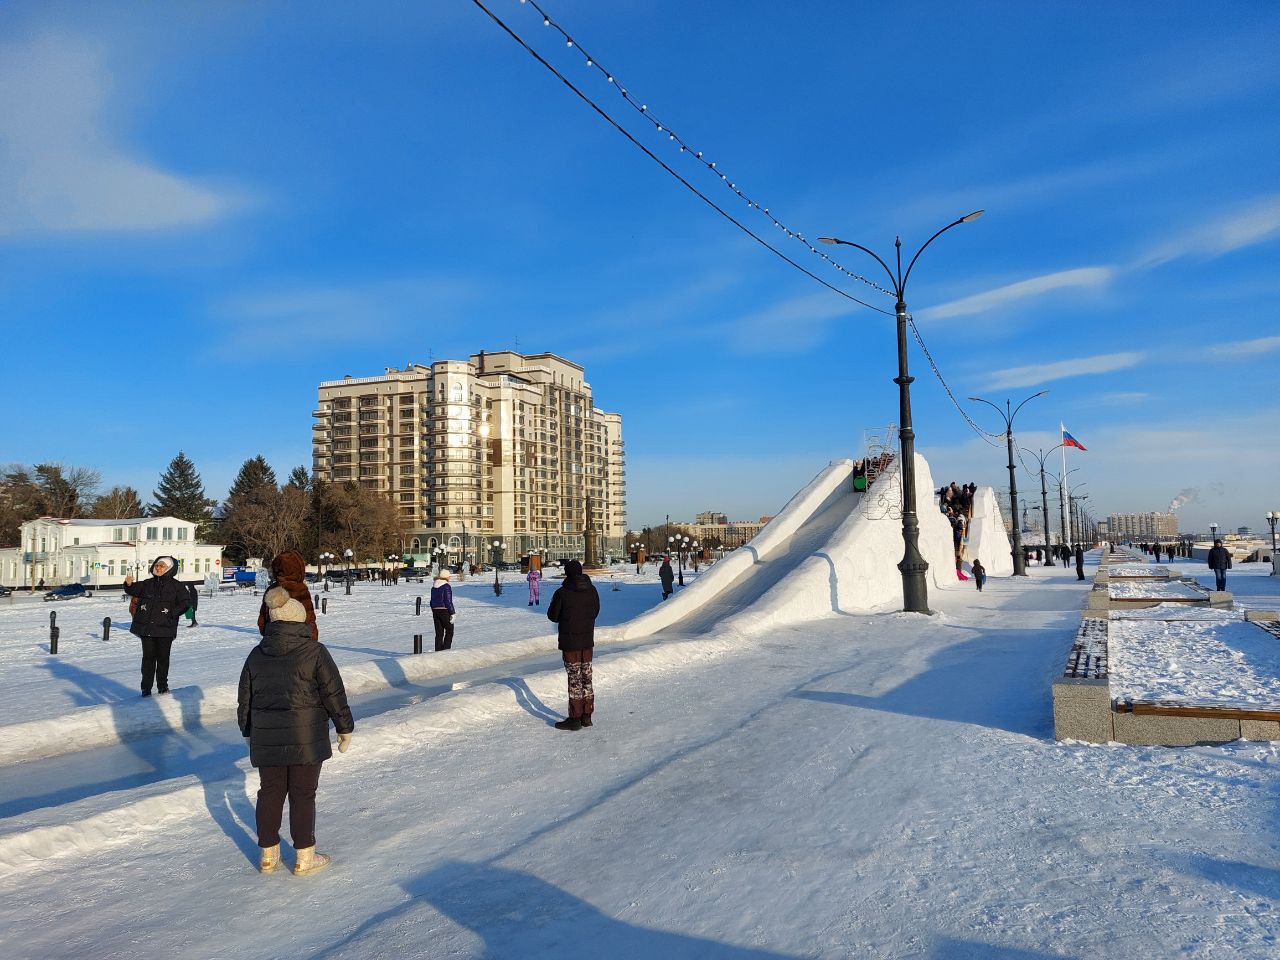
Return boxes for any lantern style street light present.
[819,210,984,614]
[343,548,354,595]
[1265,512,1278,576]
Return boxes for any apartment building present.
[683,515,775,550]
[312,351,626,562]
[1107,511,1179,539]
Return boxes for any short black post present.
[314,593,320,606]
[324,579,329,592]
[415,596,422,616]
[321,597,328,615]
[103,616,111,642]
[50,611,59,654]
[413,633,423,654]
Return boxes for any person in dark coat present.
[256,550,318,642]
[1074,544,1086,581]
[123,556,191,696]
[971,559,986,592]
[547,559,600,731]
[1207,539,1232,592]
[185,582,199,628]
[238,587,354,876]
[658,558,675,600]
[430,568,456,650]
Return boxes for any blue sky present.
[1,1,1277,535]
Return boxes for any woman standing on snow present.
[431,568,456,650]
[527,565,542,606]
[238,587,354,877]
[547,559,600,731]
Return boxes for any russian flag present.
[1062,430,1087,451]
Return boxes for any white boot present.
[259,844,280,874]
[293,846,331,876]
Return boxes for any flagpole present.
[1059,421,1070,549]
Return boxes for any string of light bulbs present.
[474,0,1001,448]
[469,0,893,316]
[513,0,895,300]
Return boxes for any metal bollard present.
[413,633,423,654]
[321,597,328,615]
[324,579,329,592]
[415,596,422,616]
[315,593,320,606]
[103,616,111,642]
[50,611,60,654]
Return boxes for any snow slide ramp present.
[718,453,959,636]
[617,459,860,641]
[963,485,1013,577]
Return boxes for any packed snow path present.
[4,562,1280,958]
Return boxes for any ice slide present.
[617,453,960,642]
[961,485,1013,578]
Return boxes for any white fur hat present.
[265,586,307,623]
[436,569,452,581]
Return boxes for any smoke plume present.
[1168,487,1200,512]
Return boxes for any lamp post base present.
[897,558,931,615]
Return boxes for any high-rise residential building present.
[1106,512,1179,539]
[312,351,626,562]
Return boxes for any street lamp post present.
[1020,444,1065,565]
[819,210,984,614]
[343,548,353,595]
[631,541,643,575]
[1210,522,1219,547]
[969,391,1047,576]
[491,540,507,596]
[1265,511,1278,576]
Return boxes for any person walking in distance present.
[547,559,600,731]
[658,557,675,600]
[1075,543,1086,581]
[238,587,354,877]
[971,559,986,592]
[124,556,191,697]
[1207,539,1232,592]
[186,581,199,629]
[527,565,542,607]
[431,568,455,650]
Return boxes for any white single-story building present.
[0,516,225,590]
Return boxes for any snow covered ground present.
[0,565,676,727]
[1107,579,1203,600]
[1111,614,1280,705]
[4,558,1280,958]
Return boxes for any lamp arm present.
[902,216,967,291]
[826,238,899,292]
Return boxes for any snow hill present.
[962,485,1013,577]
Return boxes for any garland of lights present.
[516,0,895,299]
[479,0,1004,448]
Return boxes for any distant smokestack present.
[478,350,485,374]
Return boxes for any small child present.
[238,587,354,876]
[527,565,542,606]
[971,559,986,592]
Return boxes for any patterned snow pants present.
[563,649,594,718]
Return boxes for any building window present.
[109,560,116,575]
[113,528,124,541]
[128,527,138,540]
[146,527,158,541]
[162,527,173,541]
[177,528,188,541]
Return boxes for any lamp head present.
[961,209,985,222]
[818,237,839,245]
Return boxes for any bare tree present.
[91,486,146,519]
[34,464,101,518]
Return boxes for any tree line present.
[0,454,402,564]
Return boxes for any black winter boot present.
[579,715,593,727]
[554,717,582,731]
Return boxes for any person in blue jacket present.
[431,568,456,650]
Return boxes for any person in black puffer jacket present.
[123,555,191,696]
[547,559,600,732]
[238,587,354,876]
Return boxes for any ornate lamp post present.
[491,540,507,595]
[819,210,984,614]
[1210,522,1219,546]
[343,548,353,595]
[631,541,643,574]
[1265,511,1278,576]
[969,390,1047,576]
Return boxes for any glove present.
[337,733,352,753]
[450,615,456,624]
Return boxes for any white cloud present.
[1209,334,1280,359]
[1138,194,1280,267]
[0,33,247,236]
[918,267,1114,321]
[985,351,1145,390]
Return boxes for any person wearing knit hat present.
[238,586,354,876]
[256,550,318,643]
[430,568,456,651]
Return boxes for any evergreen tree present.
[285,465,311,492]
[226,456,278,503]
[151,451,215,538]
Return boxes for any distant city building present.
[313,350,626,561]
[1107,512,1179,539]
[682,515,775,550]
[1237,526,1251,536]
[695,511,728,525]
[0,516,223,589]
